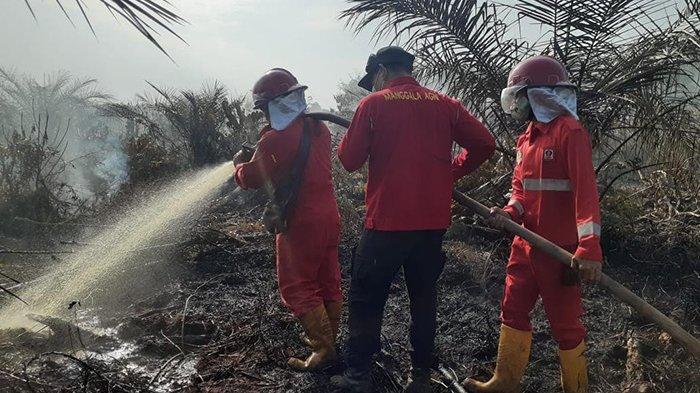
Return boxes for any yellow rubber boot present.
[288,305,337,371]
[559,341,588,393]
[463,324,532,393]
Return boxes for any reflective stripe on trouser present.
[522,178,571,191]
[276,218,342,317]
[500,237,586,350]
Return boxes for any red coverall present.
[234,117,342,317]
[338,76,496,230]
[500,116,603,350]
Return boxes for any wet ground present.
[1,186,698,392]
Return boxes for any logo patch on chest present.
[543,148,555,161]
[516,149,523,165]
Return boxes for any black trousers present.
[345,229,446,371]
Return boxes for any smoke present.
[97,135,129,195]
[71,123,130,199]
[0,68,131,200]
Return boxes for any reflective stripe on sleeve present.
[522,178,571,191]
[508,199,524,215]
[577,221,601,238]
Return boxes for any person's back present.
[339,76,495,230]
[332,46,495,393]
[294,119,338,224]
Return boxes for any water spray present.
[0,162,235,329]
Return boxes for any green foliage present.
[0,67,129,200]
[103,83,263,172]
[0,68,110,133]
[122,133,182,186]
[333,76,368,120]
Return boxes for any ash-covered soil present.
[1,185,698,393]
[174,190,700,392]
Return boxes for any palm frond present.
[342,0,525,107]
[24,0,186,58]
[342,0,700,197]
[510,0,675,82]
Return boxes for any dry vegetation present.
[1,0,699,392]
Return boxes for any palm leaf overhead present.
[342,0,519,101]
[341,0,529,159]
[342,0,700,196]
[24,0,186,58]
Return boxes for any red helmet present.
[501,56,575,115]
[252,68,307,109]
[507,56,574,88]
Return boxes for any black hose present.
[305,111,351,128]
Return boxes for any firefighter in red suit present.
[463,56,603,393]
[331,46,496,393]
[233,69,342,372]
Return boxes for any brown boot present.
[463,324,532,393]
[325,300,343,344]
[301,301,343,347]
[288,305,337,371]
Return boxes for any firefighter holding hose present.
[331,46,496,393]
[463,56,603,393]
[233,68,343,372]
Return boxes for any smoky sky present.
[0,0,683,108]
[0,0,391,108]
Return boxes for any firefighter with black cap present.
[330,46,496,392]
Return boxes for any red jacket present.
[502,116,603,262]
[338,76,495,231]
[235,117,340,225]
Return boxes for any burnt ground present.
[1,185,699,393]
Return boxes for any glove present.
[570,257,602,284]
[484,207,510,230]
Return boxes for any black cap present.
[358,46,415,91]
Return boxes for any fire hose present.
[307,111,700,359]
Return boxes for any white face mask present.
[526,87,578,123]
[268,88,308,131]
